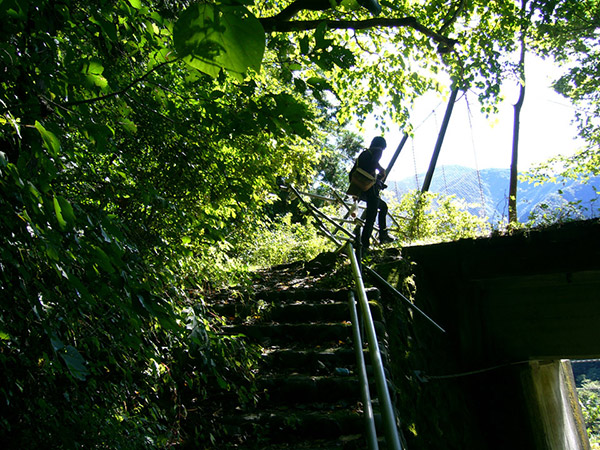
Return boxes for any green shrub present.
[238,214,333,269]
[578,378,600,445]
[388,190,491,245]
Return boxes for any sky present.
[362,54,585,182]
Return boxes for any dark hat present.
[370,136,386,149]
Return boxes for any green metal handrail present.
[347,242,403,450]
[348,289,379,450]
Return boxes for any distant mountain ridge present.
[386,166,600,223]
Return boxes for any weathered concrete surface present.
[402,219,600,364]
[522,360,590,450]
[396,219,600,450]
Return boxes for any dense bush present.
[578,379,600,448]
[388,190,491,244]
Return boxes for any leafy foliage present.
[237,214,333,269]
[389,190,491,244]
[313,129,364,194]
[578,379,600,447]
[526,0,600,179]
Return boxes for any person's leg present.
[377,198,388,232]
[378,198,395,243]
[361,189,379,249]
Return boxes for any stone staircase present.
[208,258,393,449]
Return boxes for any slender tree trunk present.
[421,85,459,193]
[508,0,528,225]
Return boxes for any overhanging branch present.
[260,17,458,51]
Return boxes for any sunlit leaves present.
[82,60,109,90]
[174,3,265,80]
[35,121,60,156]
[53,196,75,230]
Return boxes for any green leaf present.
[299,35,309,55]
[52,196,75,230]
[0,331,10,340]
[53,196,68,229]
[35,121,60,156]
[50,335,64,352]
[174,3,265,80]
[120,118,138,133]
[82,60,108,89]
[57,196,76,228]
[60,345,90,381]
[94,246,115,273]
[314,22,330,50]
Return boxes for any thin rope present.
[419,359,530,381]
[411,138,420,190]
[414,104,443,131]
[400,102,445,196]
[441,166,448,194]
[465,91,487,218]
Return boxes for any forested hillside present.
[389,166,600,223]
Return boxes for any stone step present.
[263,287,380,305]
[214,299,384,326]
[267,302,350,323]
[221,407,366,447]
[260,347,356,374]
[208,282,391,449]
[212,302,350,323]
[257,288,354,303]
[222,322,353,346]
[258,374,361,405]
[210,287,380,316]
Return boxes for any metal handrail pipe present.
[290,187,358,242]
[347,243,403,450]
[348,291,379,450]
[336,217,364,225]
[330,187,354,214]
[306,201,357,241]
[287,187,350,205]
[287,186,344,246]
[363,266,446,334]
[285,185,368,213]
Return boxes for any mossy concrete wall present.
[523,360,589,450]
[372,220,600,450]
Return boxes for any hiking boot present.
[379,232,396,244]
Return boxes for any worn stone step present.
[221,407,366,446]
[214,300,384,327]
[222,322,353,346]
[267,302,350,323]
[258,374,361,405]
[258,288,353,303]
[260,347,356,374]
[253,436,367,450]
[260,287,380,303]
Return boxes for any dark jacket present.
[350,147,383,181]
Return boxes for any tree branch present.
[260,16,458,50]
[0,59,180,117]
[60,59,178,108]
[438,0,466,35]
[269,0,341,22]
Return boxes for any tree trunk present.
[421,85,459,193]
[508,0,528,225]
